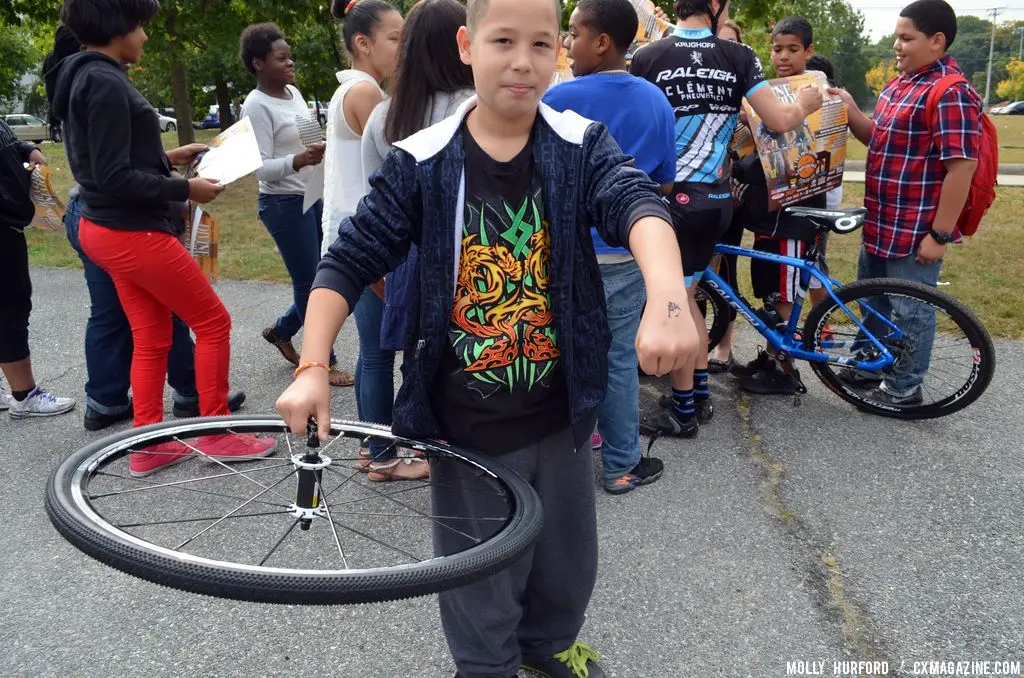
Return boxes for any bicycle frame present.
[703,243,900,370]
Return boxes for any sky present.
[848,0,1024,39]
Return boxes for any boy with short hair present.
[831,0,981,405]
[276,0,700,674]
[630,0,823,437]
[542,0,677,495]
[734,16,829,396]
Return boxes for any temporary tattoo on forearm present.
[668,301,681,318]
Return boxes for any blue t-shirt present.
[543,72,675,255]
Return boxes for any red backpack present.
[924,73,998,236]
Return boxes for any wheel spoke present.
[324,466,481,544]
[117,510,284,529]
[173,436,292,504]
[91,470,291,509]
[315,481,349,569]
[173,468,297,551]
[90,462,295,499]
[259,518,301,566]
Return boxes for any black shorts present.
[668,182,732,284]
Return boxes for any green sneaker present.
[522,642,605,678]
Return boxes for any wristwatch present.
[929,229,956,245]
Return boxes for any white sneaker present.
[8,386,76,419]
[0,389,10,412]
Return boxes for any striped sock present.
[693,369,710,404]
[672,388,696,419]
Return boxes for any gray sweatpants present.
[431,425,598,678]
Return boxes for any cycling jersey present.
[630,27,767,184]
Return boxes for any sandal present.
[328,365,355,387]
[367,450,430,482]
[358,448,372,471]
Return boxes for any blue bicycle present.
[696,206,995,419]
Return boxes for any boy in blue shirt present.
[543,0,676,495]
[278,0,700,673]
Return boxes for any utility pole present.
[1019,24,1023,60]
[984,7,1005,108]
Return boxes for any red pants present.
[79,219,231,426]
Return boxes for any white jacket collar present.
[393,94,595,162]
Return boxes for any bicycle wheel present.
[697,280,730,353]
[45,416,543,605]
[802,278,994,419]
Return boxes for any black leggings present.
[0,225,31,363]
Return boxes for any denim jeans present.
[64,197,197,414]
[257,193,335,364]
[856,246,942,393]
[353,288,396,458]
[596,260,646,481]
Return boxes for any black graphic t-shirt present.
[631,28,767,184]
[430,124,569,454]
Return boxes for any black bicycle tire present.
[45,415,544,605]
[802,278,995,419]
[697,280,730,353]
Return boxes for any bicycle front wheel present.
[802,278,994,419]
[45,416,543,605]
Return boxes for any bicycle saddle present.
[781,206,867,234]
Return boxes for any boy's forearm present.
[847,105,874,146]
[932,159,978,234]
[298,288,350,364]
[628,216,689,300]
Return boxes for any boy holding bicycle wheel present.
[276,0,701,674]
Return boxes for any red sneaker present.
[196,433,277,462]
[129,441,196,478]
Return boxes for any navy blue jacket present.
[314,97,670,441]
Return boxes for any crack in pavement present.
[736,393,904,676]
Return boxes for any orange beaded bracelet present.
[293,361,330,378]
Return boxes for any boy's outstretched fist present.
[635,285,701,377]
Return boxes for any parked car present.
[194,105,220,129]
[157,113,178,132]
[3,114,50,143]
[307,100,326,125]
[993,101,1024,115]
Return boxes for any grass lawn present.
[845,113,1024,163]
[25,131,1024,340]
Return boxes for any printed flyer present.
[739,70,848,209]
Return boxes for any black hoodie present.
[0,118,37,232]
[52,51,189,234]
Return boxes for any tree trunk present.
[169,55,195,145]
[214,75,234,130]
[165,7,195,145]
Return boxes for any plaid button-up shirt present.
[864,55,982,258]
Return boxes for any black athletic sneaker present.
[658,394,714,423]
[730,350,774,378]
[649,408,698,438]
[739,366,801,395]
[172,390,247,418]
[522,642,605,678]
[84,405,133,432]
[837,367,884,389]
[604,456,664,495]
[695,398,714,423]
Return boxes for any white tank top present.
[322,69,382,255]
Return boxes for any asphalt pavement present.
[1,268,1020,678]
